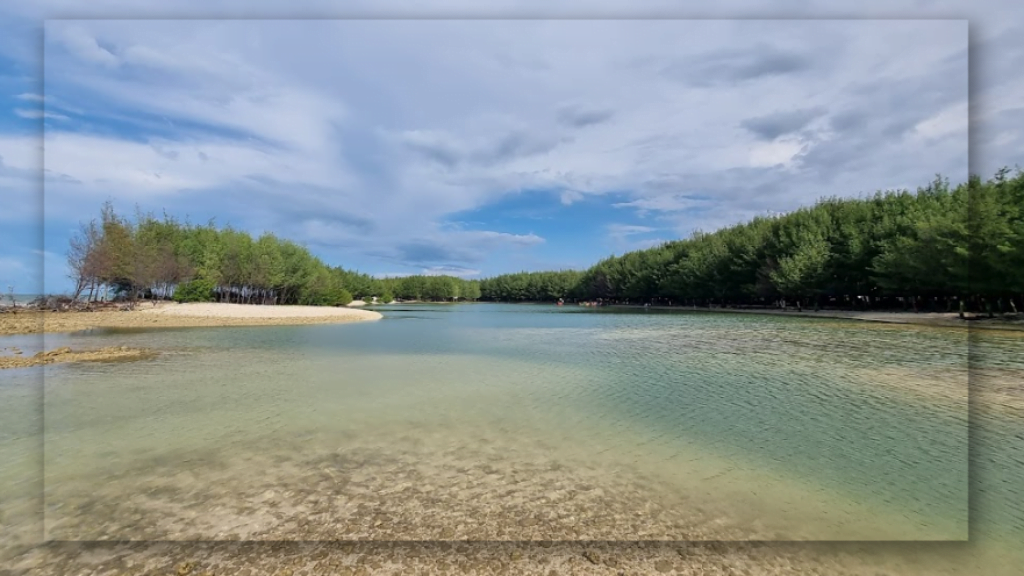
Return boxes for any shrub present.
[333,288,354,306]
[173,278,216,303]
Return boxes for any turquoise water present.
[2,304,1021,571]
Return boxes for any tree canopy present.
[67,204,481,307]
[69,169,1023,313]
[476,169,1024,312]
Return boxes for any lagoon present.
[2,303,1022,573]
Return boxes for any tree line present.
[478,169,1024,315]
[67,203,481,308]
[70,169,1022,313]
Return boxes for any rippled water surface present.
[3,304,1022,570]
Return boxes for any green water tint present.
[3,304,1021,567]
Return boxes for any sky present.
[0,2,1019,295]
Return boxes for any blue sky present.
[0,3,1019,294]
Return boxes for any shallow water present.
[2,304,1022,571]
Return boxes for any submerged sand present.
[0,302,383,335]
[9,540,983,576]
[9,427,1004,576]
[0,345,156,370]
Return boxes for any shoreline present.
[606,304,1024,332]
[0,302,383,336]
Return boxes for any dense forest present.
[67,203,481,307]
[69,169,1023,314]
[478,169,1024,315]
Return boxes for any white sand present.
[140,302,382,320]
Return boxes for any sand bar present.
[0,302,383,336]
[0,345,156,370]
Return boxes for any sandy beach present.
[5,301,1021,335]
[0,302,383,336]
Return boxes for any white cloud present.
[53,24,119,67]
[0,14,981,284]
[613,195,709,214]
[606,223,663,252]
[0,135,42,224]
[0,134,39,169]
[607,224,657,237]
[422,266,481,277]
[913,102,969,141]
[14,108,69,120]
[457,230,545,247]
[560,190,583,205]
[748,139,804,168]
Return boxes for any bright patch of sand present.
[0,302,382,335]
[140,302,381,320]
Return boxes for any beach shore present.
[0,302,383,336]
[613,304,1024,331]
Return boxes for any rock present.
[654,559,674,573]
[582,550,600,565]
[439,527,455,539]
[176,561,195,576]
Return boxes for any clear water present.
[2,304,1021,572]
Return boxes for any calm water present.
[2,304,1022,572]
